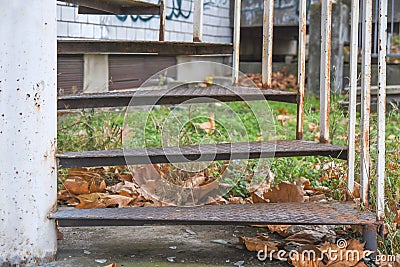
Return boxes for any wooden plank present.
[57,140,348,168]
[50,202,375,227]
[58,87,299,110]
[57,41,233,55]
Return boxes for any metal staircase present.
[52,0,382,251]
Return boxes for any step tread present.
[50,202,375,227]
[58,0,161,15]
[58,87,298,109]
[58,40,233,55]
[57,140,348,168]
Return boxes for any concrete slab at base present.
[53,225,290,267]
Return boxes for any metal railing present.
[233,0,388,222]
[348,0,387,220]
[371,0,399,59]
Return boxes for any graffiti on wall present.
[242,0,312,27]
[116,0,228,23]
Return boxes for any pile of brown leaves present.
[58,166,331,209]
[58,167,164,208]
[239,69,299,91]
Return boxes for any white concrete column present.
[84,54,109,93]
[0,1,57,265]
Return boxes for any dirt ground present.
[53,225,291,267]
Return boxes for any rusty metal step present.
[58,40,232,55]
[72,0,160,15]
[58,0,161,15]
[57,140,347,168]
[58,87,298,110]
[50,202,375,227]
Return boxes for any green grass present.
[57,94,400,255]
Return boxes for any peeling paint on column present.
[0,0,57,265]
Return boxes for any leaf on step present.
[206,196,229,205]
[105,195,133,208]
[251,192,268,203]
[89,180,106,193]
[118,173,134,183]
[75,193,108,209]
[263,181,305,203]
[64,178,89,195]
[183,175,207,188]
[57,189,79,206]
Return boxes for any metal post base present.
[362,224,378,259]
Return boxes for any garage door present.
[57,55,84,95]
[109,55,176,90]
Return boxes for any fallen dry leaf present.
[105,195,133,208]
[308,123,319,133]
[239,236,280,253]
[104,264,117,267]
[196,114,216,134]
[276,115,295,126]
[263,181,305,203]
[75,193,108,209]
[64,178,89,195]
[267,225,291,237]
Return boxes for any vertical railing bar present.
[296,0,306,140]
[232,0,241,84]
[347,0,360,197]
[359,0,362,51]
[377,0,387,220]
[319,0,332,143]
[373,0,378,55]
[262,0,274,88]
[159,0,166,41]
[391,0,394,37]
[360,0,373,206]
[193,0,204,42]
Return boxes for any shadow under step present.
[57,140,348,168]
[58,40,233,55]
[58,87,298,110]
[50,202,374,227]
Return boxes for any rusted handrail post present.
[320,0,333,143]
[159,0,166,41]
[232,0,241,84]
[0,0,57,264]
[193,0,204,42]
[360,0,373,206]
[262,0,274,88]
[347,0,360,197]
[296,0,306,140]
[376,0,387,221]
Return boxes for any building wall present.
[56,0,232,43]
